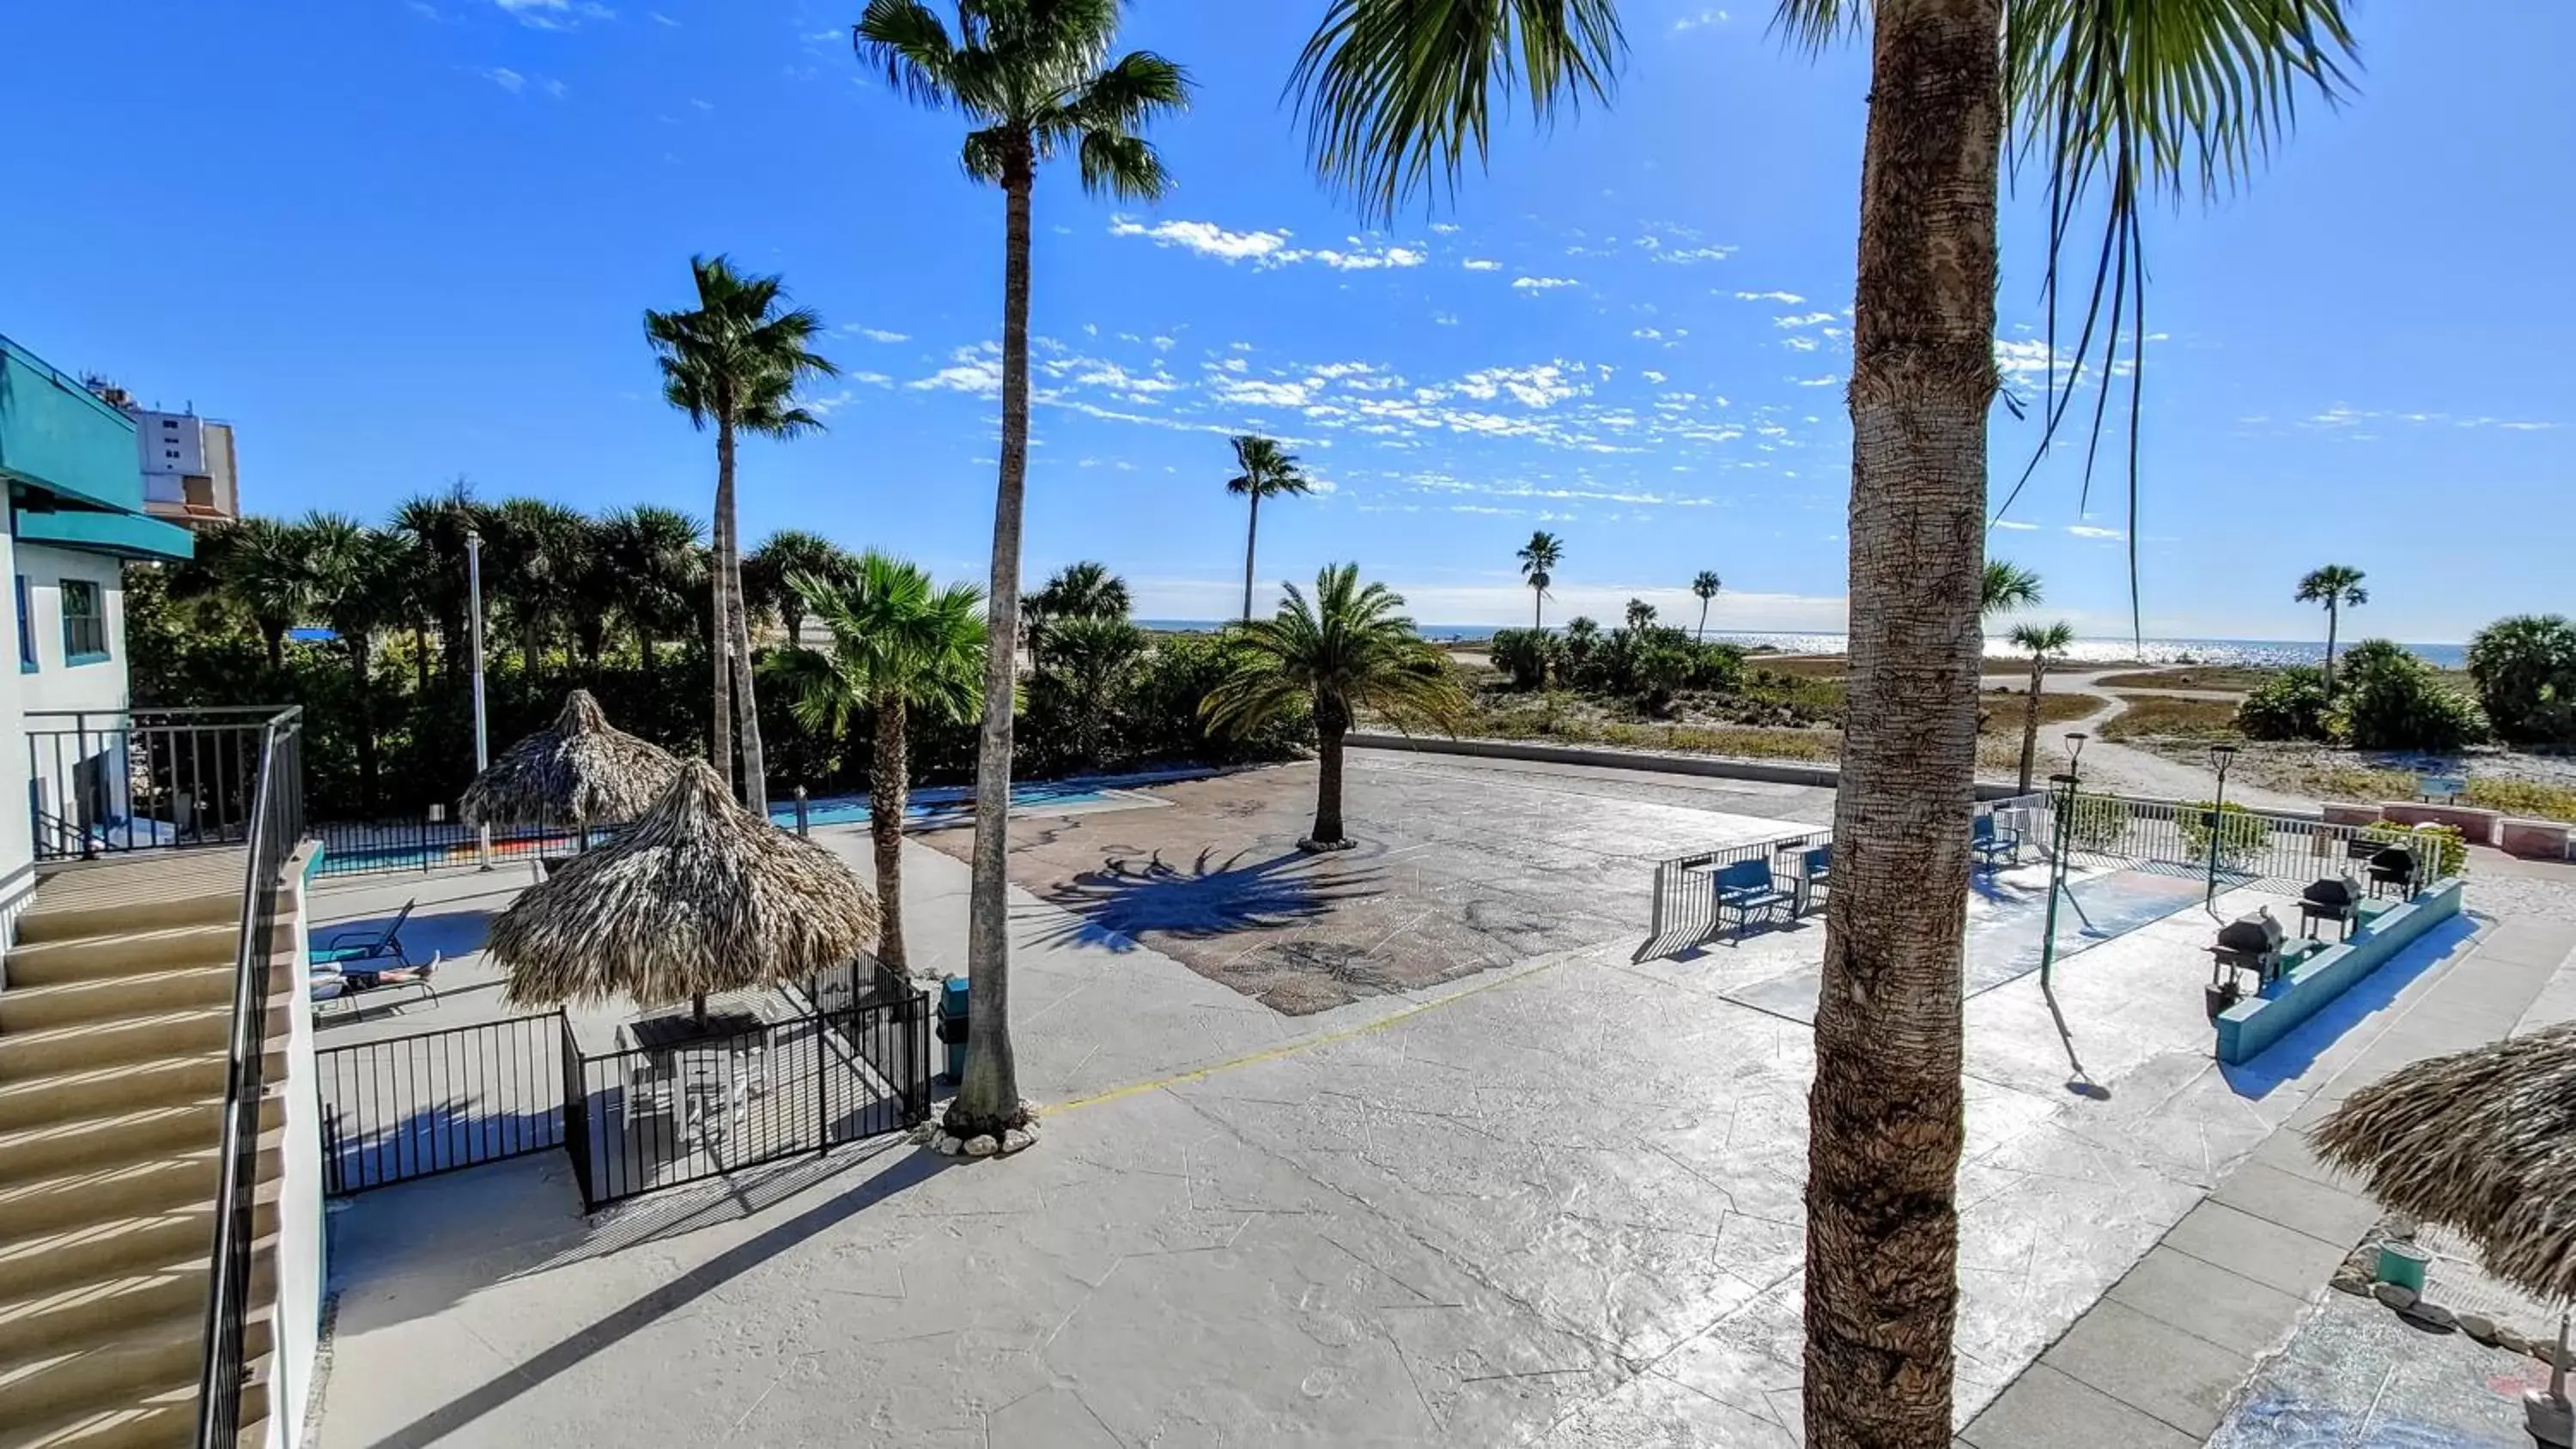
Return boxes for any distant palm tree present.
[1516,530,1561,629]
[599,506,708,664]
[192,518,311,671]
[856,0,1188,1145]
[747,529,858,647]
[1981,560,2044,620]
[770,554,985,982]
[1224,435,1312,621]
[390,481,484,690]
[1624,597,1657,633]
[1691,571,1722,642]
[1023,561,1132,634]
[298,513,407,811]
[1031,614,1149,766]
[487,498,595,679]
[2295,564,2369,698]
[2007,621,2076,795]
[646,252,837,816]
[1205,564,1463,850]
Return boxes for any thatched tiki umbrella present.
[492,760,878,1024]
[460,689,683,851]
[2317,1022,2576,1444]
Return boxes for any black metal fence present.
[195,709,304,1449]
[316,1014,568,1194]
[28,706,295,862]
[311,816,621,879]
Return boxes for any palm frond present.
[854,0,960,106]
[1076,131,1173,202]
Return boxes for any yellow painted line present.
[1054,951,1570,1114]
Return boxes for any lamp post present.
[466,528,492,870]
[2036,731,2088,992]
[2205,743,2240,908]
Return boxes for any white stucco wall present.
[15,543,133,713]
[272,857,327,1449]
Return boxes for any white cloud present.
[910,345,1002,396]
[1782,336,1820,352]
[1306,243,1425,270]
[1654,246,1736,264]
[690,97,714,112]
[1735,290,1805,304]
[1674,8,1731,32]
[1790,374,1843,388]
[804,389,858,416]
[493,0,615,29]
[1461,258,1504,272]
[540,76,568,98]
[1430,222,1461,235]
[1631,327,1662,340]
[1513,276,1578,291]
[477,66,526,93]
[1642,370,1668,385]
[1109,217,1294,264]
[1213,378,1314,409]
[1992,519,2040,531]
[850,371,893,388]
[847,326,907,343]
[2068,524,2124,540]
[1775,312,1838,328]
[649,9,677,22]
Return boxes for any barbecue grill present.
[2299,875,2360,941]
[2205,909,2285,1020]
[2366,845,2419,900]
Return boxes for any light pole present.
[466,528,492,870]
[2036,731,2088,993]
[2205,743,2240,909]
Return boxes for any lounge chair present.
[1795,846,1832,915]
[313,900,421,970]
[1709,858,1793,939]
[313,952,441,1016]
[1971,815,2021,869]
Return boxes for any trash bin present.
[936,975,969,1083]
[2376,1240,2431,1294]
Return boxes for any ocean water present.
[1137,621,2464,670]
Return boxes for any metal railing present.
[194,708,305,1449]
[1645,827,1836,951]
[2027,792,2464,892]
[316,1014,568,1194]
[27,705,295,861]
[311,816,623,879]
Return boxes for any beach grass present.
[2100,695,2245,740]
[2093,665,2275,693]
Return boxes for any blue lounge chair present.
[313,900,420,969]
[1971,815,2021,869]
[1710,858,1793,939]
[1795,846,1832,915]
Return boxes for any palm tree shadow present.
[1030,847,1382,951]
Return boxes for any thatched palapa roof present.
[461,689,683,828]
[492,759,879,1009]
[2315,1021,2576,1303]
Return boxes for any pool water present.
[791,780,1118,829]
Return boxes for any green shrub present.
[2180,799,2269,866]
[2362,820,2467,879]
[2063,793,2133,850]
[2467,614,2576,747]
[2237,666,2330,741]
[1487,627,1557,689]
[1634,644,1693,712]
[2336,645,2489,752]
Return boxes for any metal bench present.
[1708,858,1793,939]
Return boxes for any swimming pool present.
[790,779,1121,829]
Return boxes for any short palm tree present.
[1981,560,2044,620]
[2296,564,2369,698]
[2008,621,2076,794]
[646,253,837,817]
[747,529,858,647]
[488,497,595,679]
[196,517,312,671]
[1516,530,1561,629]
[1225,435,1310,621]
[1032,613,1147,766]
[1205,564,1464,851]
[600,506,708,664]
[856,0,1188,1143]
[1289,3,2354,1441]
[1022,560,1133,646]
[1623,597,1656,633]
[1690,571,1722,642]
[769,554,985,982]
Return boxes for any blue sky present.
[5,2,2567,641]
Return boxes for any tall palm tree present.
[1981,559,2043,620]
[2295,564,2369,698]
[2008,620,2075,795]
[1516,530,1561,629]
[1289,4,2354,1441]
[1204,564,1464,850]
[769,554,985,983]
[1225,435,1311,621]
[646,252,837,817]
[600,506,708,664]
[196,517,311,671]
[857,0,1188,1143]
[746,529,858,647]
[1690,570,1722,642]
[390,481,483,693]
[298,513,408,812]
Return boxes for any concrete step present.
[0,1007,234,1081]
[0,1134,278,1241]
[0,964,236,1034]
[0,1055,228,1136]
[0,1364,268,1449]
[0,1191,279,1303]
[0,1094,277,1183]
[0,1307,271,1429]
[13,874,241,949]
[0,1234,276,1365]
[3,923,242,989]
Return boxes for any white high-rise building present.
[83,381,239,529]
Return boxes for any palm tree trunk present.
[263,625,284,674]
[1698,597,1710,643]
[949,142,1035,1142]
[1309,712,1348,847]
[871,695,910,981]
[350,636,379,815]
[730,573,769,816]
[1805,4,2001,1446]
[710,415,738,797]
[1532,587,1542,630]
[413,625,431,695]
[1242,491,1261,622]
[2016,652,2044,795]
[2323,603,2340,699]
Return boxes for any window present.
[60,579,106,663]
[164,449,179,459]
[161,419,179,428]
[15,577,33,672]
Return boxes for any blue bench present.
[1971,814,2021,869]
[1708,858,1794,939]
[1795,846,1832,915]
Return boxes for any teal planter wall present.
[2215,878,2465,1064]
[0,335,143,512]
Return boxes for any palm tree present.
[1623,597,1656,633]
[600,506,708,664]
[2008,621,2076,795]
[390,481,483,692]
[646,253,837,817]
[860,0,1189,1149]
[1289,4,2354,1441]
[1022,560,1133,643]
[1981,560,2043,620]
[196,518,311,671]
[297,513,406,809]
[1032,614,1148,766]
[1690,571,1722,642]
[747,529,858,647]
[769,554,985,983]
[1224,435,1311,621]
[1204,564,1463,851]
[1516,530,1561,629]
[2295,564,2369,698]
[487,498,595,679]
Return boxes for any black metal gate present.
[316,995,933,1209]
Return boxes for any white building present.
[84,380,240,530]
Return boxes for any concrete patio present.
[304,751,2536,1447]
